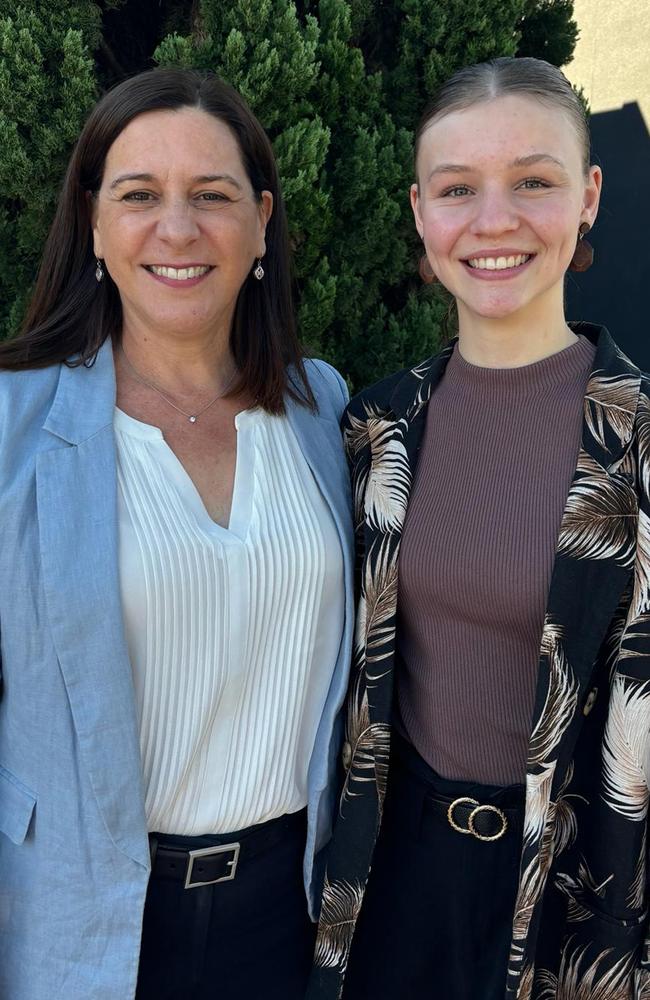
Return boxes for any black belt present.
[390,731,524,844]
[149,809,306,890]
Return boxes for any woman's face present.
[411,95,601,329]
[92,107,272,343]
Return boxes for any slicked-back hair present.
[415,57,591,179]
[0,68,314,413]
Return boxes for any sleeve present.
[306,358,350,420]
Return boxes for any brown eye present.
[123,191,154,202]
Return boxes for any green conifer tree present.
[0,3,97,334]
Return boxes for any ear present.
[582,164,602,229]
[410,183,424,240]
[87,192,103,259]
[257,190,273,256]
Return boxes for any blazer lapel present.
[37,342,149,868]
[285,394,354,554]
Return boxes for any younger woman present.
[310,57,650,1000]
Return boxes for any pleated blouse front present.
[114,406,344,836]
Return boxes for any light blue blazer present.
[0,341,354,1000]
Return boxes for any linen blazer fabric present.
[0,342,354,1000]
[308,323,650,1000]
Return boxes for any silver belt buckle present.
[184,841,240,889]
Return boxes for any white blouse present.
[114,406,344,835]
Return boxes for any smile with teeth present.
[466,254,532,270]
[146,265,212,280]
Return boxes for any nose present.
[155,198,200,246]
[469,186,519,238]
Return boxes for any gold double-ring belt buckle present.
[447,797,508,841]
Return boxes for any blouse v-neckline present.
[113,405,257,540]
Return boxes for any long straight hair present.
[0,68,314,413]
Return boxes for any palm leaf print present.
[404,353,441,418]
[537,940,635,999]
[529,624,579,771]
[555,857,613,923]
[602,675,650,822]
[524,763,556,844]
[361,536,399,664]
[635,390,650,497]
[341,666,391,808]
[314,874,365,970]
[584,373,639,452]
[634,967,650,999]
[362,416,411,533]
[509,817,556,969]
[557,473,637,568]
[518,962,535,1000]
[629,509,650,619]
[626,824,646,910]
[344,409,373,457]
[553,763,588,856]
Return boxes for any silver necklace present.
[120,346,238,424]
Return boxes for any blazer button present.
[583,687,598,716]
[341,741,352,770]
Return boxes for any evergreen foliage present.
[517,0,579,68]
[0,0,580,390]
[0,2,97,334]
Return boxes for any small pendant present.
[189,415,197,423]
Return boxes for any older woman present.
[310,57,650,1000]
[0,69,353,1000]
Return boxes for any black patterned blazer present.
[307,323,650,1000]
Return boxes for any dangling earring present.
[253,258,265,280]
[569,222,594,272]
[419,254,438,284]
[95,258,104,283]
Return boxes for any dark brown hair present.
[415,56,591,178]
[0,68,313,413]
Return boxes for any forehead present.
[103,107,247,178]
[418,94,583,174]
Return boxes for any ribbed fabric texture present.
[114,406,344,835]
[396,335,596,785]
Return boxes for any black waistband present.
[149,809,307,888]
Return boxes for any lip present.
[461,250,536,281]
[461,249,535,260]
[146,262,213,268]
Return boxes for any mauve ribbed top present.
[396,334,596,785]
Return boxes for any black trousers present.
[343,734,524,1000]
[136,810,316,1000]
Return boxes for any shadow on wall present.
[566,101,650,370]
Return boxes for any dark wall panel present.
[566,102,650,371]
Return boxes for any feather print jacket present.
[307,324,650,1000]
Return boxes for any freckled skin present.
[411,95,602,362]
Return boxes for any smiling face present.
[91,107,272,343]
[411,94,601,334]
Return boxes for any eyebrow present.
[426,153,567,183]
[109,172,243,190]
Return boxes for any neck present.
[119,322,237,395]
[456,295,576,369]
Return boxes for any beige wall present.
[564,0,650,122]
